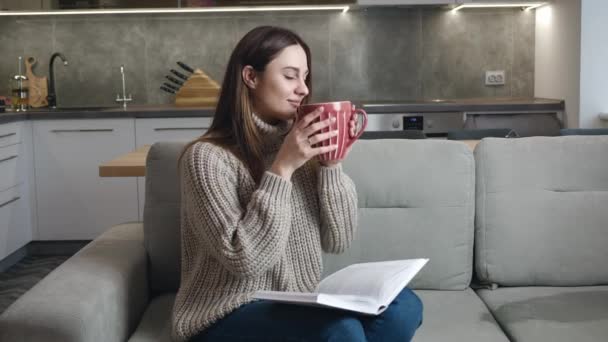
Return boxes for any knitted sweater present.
[171,115,359,341]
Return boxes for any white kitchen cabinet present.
[0,122,22,148]
[0,120,34,260]
[33,119,138,240]
[0,144,22,192]
[134,117,211,220]
[0,185,32,260]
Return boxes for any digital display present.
[403,116,423,130]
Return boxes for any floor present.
[0,255,69,314]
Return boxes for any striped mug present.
[297,101,368,161]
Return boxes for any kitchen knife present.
[165,75,183,86]
[163,82,179,91]
[177,61,194,74]
[170,69,189,81]
[160,86,175,94]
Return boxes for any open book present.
[253,258,429,315]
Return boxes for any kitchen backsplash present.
[0,7,534,107]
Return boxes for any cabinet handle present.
[153,127,208,131]
[0,196,20,208]
[0,155,17,163]
[50,129,114,133]
[0,132,17,139]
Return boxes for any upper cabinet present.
[358,0,455,4]
[455,0,546,3]
[1,0,349,11]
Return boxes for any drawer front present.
[0,122,21,147]
[0,144,22,192]
[0,185,31,259]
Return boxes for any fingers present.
[312,144,338,156]
[297,107,323,128]
[303,116,335,137]
[349,117,357,137]
[308,129,338,145]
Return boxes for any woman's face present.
[245,44,309,123]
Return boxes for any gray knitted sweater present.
[171,116,359,341]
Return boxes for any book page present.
[253,291,382,315]
[253,259,427,315]
[317,259,428,305]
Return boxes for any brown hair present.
[179,26,312,183]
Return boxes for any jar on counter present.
[10,74,29,112]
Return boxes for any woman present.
[172,26,423,342]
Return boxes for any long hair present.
[178,26,312,183]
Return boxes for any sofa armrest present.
[0,222,149,342]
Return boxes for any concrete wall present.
[0,7,535,107]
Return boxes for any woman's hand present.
[320,112,358,167]
[270,107,338,180]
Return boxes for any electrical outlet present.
[485,70,505,86]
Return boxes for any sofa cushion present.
[146,140,475,293]
[324,139,475,290]
[474,136,608,286]
[414,289,510,342]
[124,290,510,342]
[477,286,608,342]
[144,142,186,294]
[128,293,175,342]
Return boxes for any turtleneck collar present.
[251,112,293,153]
[251,111,292,136]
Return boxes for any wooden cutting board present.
[25,57,48,108]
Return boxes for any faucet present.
[115,65,132,109]
[48,52,68,108]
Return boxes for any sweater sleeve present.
[317,163,358,254]
[181,143,293,278]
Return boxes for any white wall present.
[534,0,581,128]
[579,0,608,128]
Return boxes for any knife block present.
[175,68,220,107]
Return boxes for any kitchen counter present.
[0,98,564,125]
[361,97,564,113]
[0,105,216,124]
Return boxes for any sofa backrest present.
[474,136,608,287]
[325,139,476,290]
[144,142,185,294]
[144,139,476,293]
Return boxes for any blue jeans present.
[192,288,423,342]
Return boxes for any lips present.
[288,100,300,107]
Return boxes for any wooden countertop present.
[99,145,151,177]
[99,140,480,178]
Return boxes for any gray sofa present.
[2,136,608,342]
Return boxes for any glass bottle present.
[10,57,29,112]
[11,75,29,112]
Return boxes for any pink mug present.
[296,101,368,161]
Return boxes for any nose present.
[296,78,309,97]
